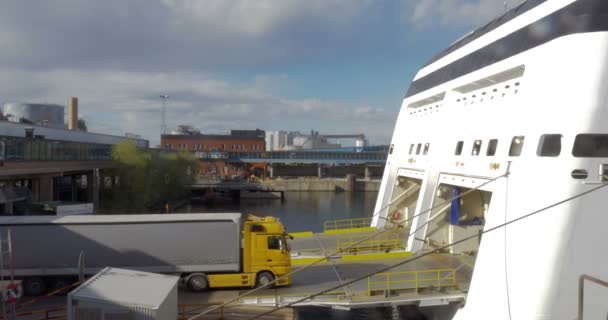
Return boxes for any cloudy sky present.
[0,0,516,146]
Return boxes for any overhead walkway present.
[194,150,387,164]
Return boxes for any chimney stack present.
[68,96,78,130]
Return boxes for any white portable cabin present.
[67,267,178,320]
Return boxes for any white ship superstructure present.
[373,0,608,318]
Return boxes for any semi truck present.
[0,213,292,296]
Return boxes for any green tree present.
[78,118,87,131]
[101,140,197,213]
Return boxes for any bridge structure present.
[193,147,389,180]
[0,148,113,215]
[0,122,148,214]
[194,149,387,180]
[194,148,388,165]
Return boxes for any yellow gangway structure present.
[323,217,376,234]
[367,269,458,297]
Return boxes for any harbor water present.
[178,191,378,233]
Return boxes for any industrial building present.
[0,97,149,214]
[161,129,265,177]
[2,102,66,129]
[161,129,265,152]
[265,130,368,151]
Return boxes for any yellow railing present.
[323,217,373,232]
[337,237,402,254]
[367,269,458,296]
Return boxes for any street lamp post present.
[160,94,170,135]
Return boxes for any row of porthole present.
[407,81,521,117]
[407,133,608,160]
[406,136,526,158]
[408,104,441,116]
[456,82,520,106]
[456,133,608,158]
[408,142,431,156]
[455,136,527,157]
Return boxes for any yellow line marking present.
[291,257,329,265]
[341,251,412,262]
[289,231,314,238]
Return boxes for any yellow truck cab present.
[203,214,292,289]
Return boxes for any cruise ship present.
[372,0,608,318]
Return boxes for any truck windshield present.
[282,236,290,251]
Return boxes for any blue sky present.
[0,0,514,146]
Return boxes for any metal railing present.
[1,304,225,320]
[195,150,387,163]
[578,274,608,320]
[367,269,458,296]
[323,217,373,232]
[0,307,66,320]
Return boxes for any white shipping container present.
[67,267,179,320]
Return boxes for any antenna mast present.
[160,94,170,135]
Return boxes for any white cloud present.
[0,1,400,147]
[161,0,371,37]
[0,68,394,146]
[404,0,524,28]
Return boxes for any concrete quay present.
[262,177,381,192]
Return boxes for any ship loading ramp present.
[235,225,474,312]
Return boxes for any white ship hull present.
[374,0,608,318]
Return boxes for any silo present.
[2,102,65,128]
[68,97,78,130]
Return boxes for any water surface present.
[179,191,378,233]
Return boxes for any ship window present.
[486,139,498,156]
[572,134,608,157]
[455,141,464,155]
[389,144,394,155]
[472,140,482,156]
[571,169,588,179]
[416,143,422,155]
[537,134,562,157]
[509,136,525,156]
[423,143,430,155]
[409,144,414,155]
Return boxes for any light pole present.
[160,94,170,135]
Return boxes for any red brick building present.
[160,129,265,152]
[160,130,266,178]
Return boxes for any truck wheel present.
[23,277,46,296]
[256,272,275,288]
[187,274,208,292]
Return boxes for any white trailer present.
[0,213,241,296]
